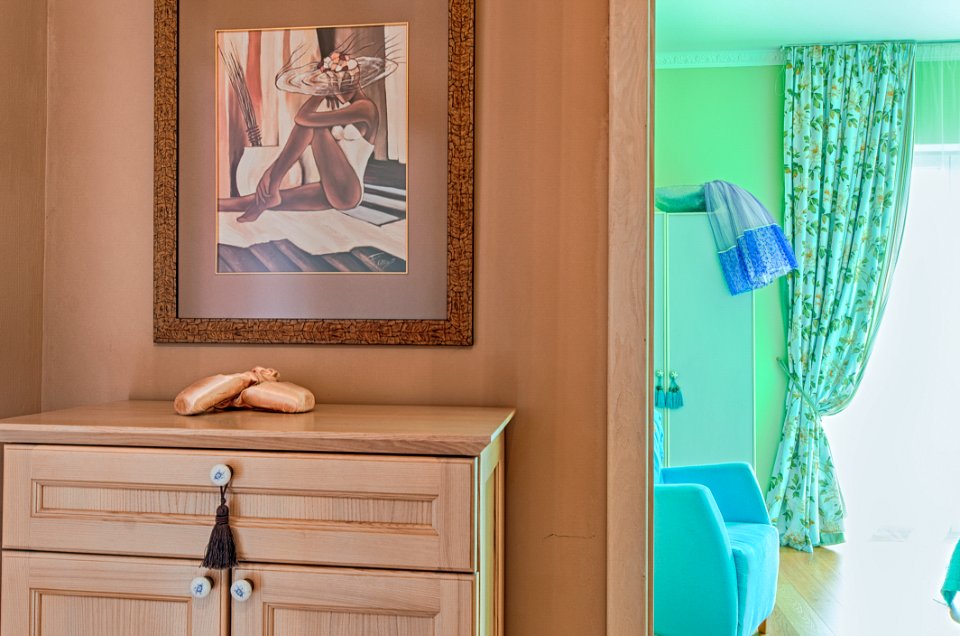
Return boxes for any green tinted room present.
[654,1,960,634]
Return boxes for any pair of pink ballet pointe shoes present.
[174,367,315,416]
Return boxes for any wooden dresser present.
[0,401,513,636]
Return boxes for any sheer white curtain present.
[827,146,960,541]
[828,48,960,543]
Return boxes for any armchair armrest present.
[661,462,770,525]
[654,484,739,636]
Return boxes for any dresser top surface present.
[0,401,515,456]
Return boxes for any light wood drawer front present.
[1,551,225,636]
[3,445,475,572]
[231,563,474,636]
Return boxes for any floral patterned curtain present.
[766,42,917,552]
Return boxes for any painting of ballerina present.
[215,24,408,273]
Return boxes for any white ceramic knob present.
[190,576,213,599]
[230,579,253,602]
[210,464,232,487]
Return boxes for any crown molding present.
[657,42,960,69]
[656,49,784,69]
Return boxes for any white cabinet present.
[654,212,756,468]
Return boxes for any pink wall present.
[0,0,46,418]
[42,0,610,632]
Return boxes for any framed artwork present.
[154,0,474,345]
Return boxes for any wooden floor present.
[768,536,959,635]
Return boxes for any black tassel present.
[202,486,238,570]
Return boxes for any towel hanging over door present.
[656,180,798,295]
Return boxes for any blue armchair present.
[653,415,779,636]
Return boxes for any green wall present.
[654,65,787,490]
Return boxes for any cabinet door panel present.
[665,214,754,467]
[231,564,473,636]
[1,551,224,636]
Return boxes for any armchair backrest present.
[661,462,771,525]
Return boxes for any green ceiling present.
[657,0,960,53]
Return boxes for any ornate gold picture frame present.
[154,0,474,344]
